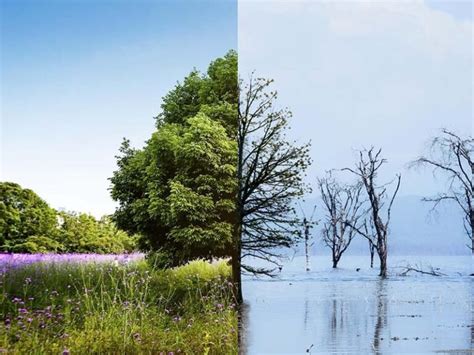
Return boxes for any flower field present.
[0,253,145,272]
[0,254,237,354]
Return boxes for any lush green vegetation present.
[0,52,241,353]
[0,182,57,252]
[0,182,137,253]
[0,259,237,353]
[110,50,238,265]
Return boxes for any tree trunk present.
[378,246,387,278]
[470,209,473,254]
[369,243,375,268]
[232,223,243,304]
[304,221,310,271]
[234,117,244,304]
[232,252,242,304]
[332,251,338,268]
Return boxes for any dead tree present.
[398,264,446,277]
[233,76,311,302]
[344,148,401,278]
[299,203,317,271]
[410,129,473,253]
[364,219,376,268]
[318,173,364,268]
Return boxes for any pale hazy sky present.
[239,0,472,198]
[1,0,237,217]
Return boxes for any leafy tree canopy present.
[0,182,57,251]
[110,51,238,264]
[0,182,137,253]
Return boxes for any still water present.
[241,255,472,354]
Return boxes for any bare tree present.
[298,203,317,271]
[318,173,364,268]
[364,219,376,268]
[410,129,473,252]
[232,76,311,302]
[368,242,376,268]
[351,215,379,270]
[343,148,401,278]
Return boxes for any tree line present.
[0,182,137,253]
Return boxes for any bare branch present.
[236,76,312,278]
[409,129,473,252]
[344,147,400,277]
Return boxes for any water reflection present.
[303,298,309,331]
[238,302,250,355]
[240,256,472,354]
[372,280,387,354]
[471,280,473,349]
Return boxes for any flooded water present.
[241,255,472,354]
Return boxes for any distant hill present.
[295,195,469,256]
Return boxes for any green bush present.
[10,235,64,253]
[146,249,174,269]
[57,212,138,254]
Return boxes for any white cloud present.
[239,0,472,196]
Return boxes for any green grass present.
[0,259,237,354]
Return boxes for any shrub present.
[10,235,64,253]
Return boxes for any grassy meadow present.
[0,257,237,354]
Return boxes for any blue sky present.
[2,0,472,218]
[1,0,237,216]
[239,0,472,199]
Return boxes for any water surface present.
[242,255,472,354]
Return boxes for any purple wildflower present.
[0,252,145,271]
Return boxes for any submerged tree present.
[364,220,376,268]
[318,173,364,268]
[344,148,401,278]
[298,203,317,272]
[233,76,311,302]
[410,129,473,252]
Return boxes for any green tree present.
[57,212,137,254]
[11,235,64,253]
[110,51,238,265]
[0,182,58,251]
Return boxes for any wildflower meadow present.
[0,254,237,353]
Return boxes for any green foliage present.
[0,259,237,353]
[0,182,137,253]
[57,212,137,254]
[10,235,64,253]
[0,182,58,251]
[158,50,238,134]
[110,51,238,264]
[146,249,174,269]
